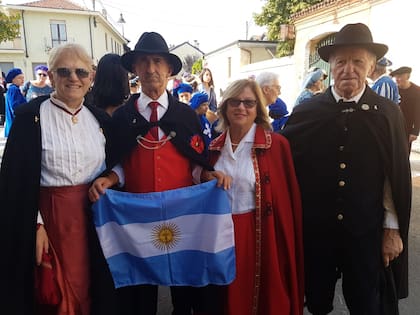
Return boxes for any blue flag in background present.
[92,180,235,288]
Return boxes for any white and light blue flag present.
[92,180,235,288]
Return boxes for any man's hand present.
[88,171,119,202]
[382,228,403,267]
[36,224,49,266]
[201,170,232,190]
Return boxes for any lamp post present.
[117,13,126,37]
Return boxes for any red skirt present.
[39,184,91,315]
[225,211,292,315]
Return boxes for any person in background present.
[0,43,113,315]
[21,65,54,102]
[129,75,140,94]
[269,97,289,132]
[183,72,200,93]
[198,67,218,113]
[209,78,304,315]
[369,57,399,104]
[0,71,6,126]
[88,31,229,315]
[390,66,420,151]
[294,68,328,107]
[4,68,26,137]
[255,71,281,106]
[92,53,129,116]
[282,23,411,315]
[190,91,212,148]
[173,82,193,104]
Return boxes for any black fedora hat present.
[318,23,388,62]
[121,32,182,76]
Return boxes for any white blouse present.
[39,95,106,187]
[214,124,256,214]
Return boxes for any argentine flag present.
[92,180,235,288]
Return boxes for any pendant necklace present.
[50,99,82,124]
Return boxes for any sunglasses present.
[227,99,257,108]
[37,73,48,77]
[54,67,90,79]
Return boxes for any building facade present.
[0,0,127,79]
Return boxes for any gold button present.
[338,180,345,187]
[337,214,344,220]
[339,163,346,169]
[157,155,161,160]
[338,145,344,151]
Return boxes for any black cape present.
[281,87,411,299]
[0,95,116,314]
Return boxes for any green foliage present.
[191,58,203,75]
[0,4,21,43]
[254,0,323,55]
[276,39,295,57]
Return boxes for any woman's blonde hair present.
[48,43,93,71]
[216,79,272,132]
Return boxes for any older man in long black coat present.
[282,23,411,315]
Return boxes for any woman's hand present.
[201,170,232,190]
[88,171,119,202]
[36,224,49,266]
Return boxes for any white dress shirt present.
[214,124,257,214]
[40,95,106,186]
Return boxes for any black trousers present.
[116,284,223,315]
[304,225,384,315]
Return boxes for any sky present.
[5,0,268,53]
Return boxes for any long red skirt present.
[39,184,91,315]
[225,211,293,315]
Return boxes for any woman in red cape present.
[208,79,304,315]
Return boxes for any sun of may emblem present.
[151,222,181,251]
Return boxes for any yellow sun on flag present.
[151,222,181,251]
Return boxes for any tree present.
[253,0,323,56]
[191,58,203,75]
[0,1,21,43]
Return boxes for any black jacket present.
[108,91,212,171]
[281,86,411,299]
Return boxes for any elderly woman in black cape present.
[0,43,114,315]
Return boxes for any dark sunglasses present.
[54,67,90,79]
[37,73,48,77]
[227,99,257,108]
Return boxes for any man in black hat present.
[390,66,420,151]
[282,23,411,315]
[89,32,229,315]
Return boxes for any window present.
[50,21,67,47]
[105,33,108,51]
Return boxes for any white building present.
[0,0,127,79]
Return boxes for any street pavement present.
[0,126,419,314]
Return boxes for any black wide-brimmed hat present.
[121,32,182,76]
[318,23,388,62]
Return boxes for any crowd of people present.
[0,22,417,315]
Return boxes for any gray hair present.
[255,71,279,87]
[48,43,93,71]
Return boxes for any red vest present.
[123,132,193,193]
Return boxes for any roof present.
[206,39,278,56]
[170,41,205,56]
[18,0,87,11]
[292,0,345,20]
